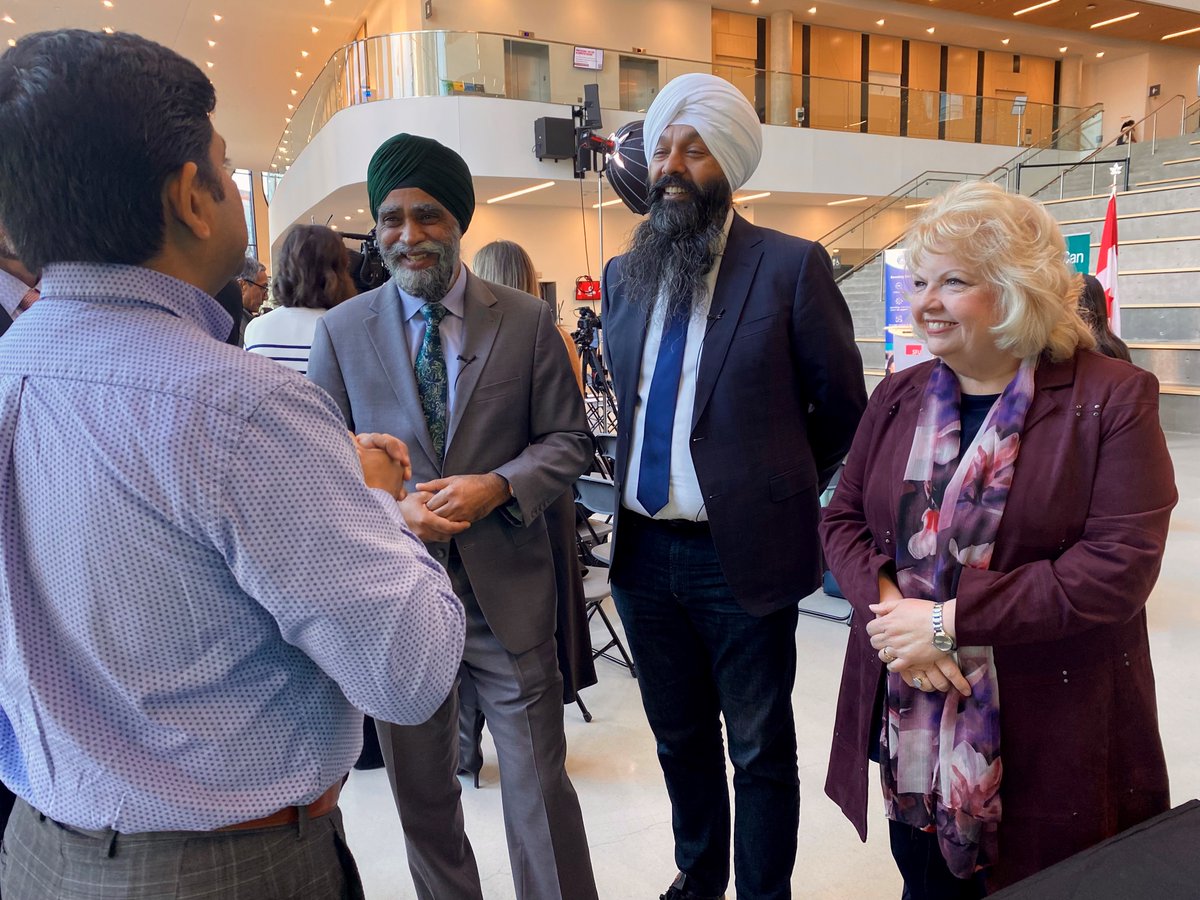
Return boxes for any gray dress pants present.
[376,554,598,900]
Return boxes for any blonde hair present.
[904,181,1094,362]
[473,240,538,295]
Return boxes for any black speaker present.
[534,117,576,161]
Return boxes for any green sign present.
[1064,232,1091,274]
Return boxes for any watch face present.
[933,633,956,652]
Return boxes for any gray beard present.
[382,241,459,301]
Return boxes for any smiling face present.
[647,124,728,205]
[909,251,1020,391]
[376,187,461,301]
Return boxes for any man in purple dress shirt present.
[0,29,466,899]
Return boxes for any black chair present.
[574,474,636,677]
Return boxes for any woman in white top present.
[244,224,356,373]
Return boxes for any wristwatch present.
[932,602,957,652]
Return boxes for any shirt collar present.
[398,262,468,322]
[0,267,31,318]
[38,262,233,341]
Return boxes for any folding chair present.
[574,474,636,677]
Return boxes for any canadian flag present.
[1095,188,1122,337]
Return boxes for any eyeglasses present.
[241,277,269,291]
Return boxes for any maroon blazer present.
[821,349,1176,891]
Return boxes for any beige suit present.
[309,271,597,900]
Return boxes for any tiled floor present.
[341,432,1200,899]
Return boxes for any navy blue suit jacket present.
[601,213,867,616]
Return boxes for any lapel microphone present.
[704,308,726,339]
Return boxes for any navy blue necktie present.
[636,309,689,516]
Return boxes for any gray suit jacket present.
[309,272,591,655]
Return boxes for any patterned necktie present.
[415,302,450,460]
[16,286,38,313]
[636,307,689,516]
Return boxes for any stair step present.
[1162,384,1200,396]
[1136,175,1200,187]
[1088,235,1200,248]
[1057,206,1200,227]
[1163,156,1200,167]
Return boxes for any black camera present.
[573,307,601,350]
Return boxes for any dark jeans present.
[611,511,799,900]
[890,821,987,900]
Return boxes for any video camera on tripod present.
[573,307,602,351]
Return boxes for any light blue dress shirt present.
[0,263,465,832]
[397,262,469,421]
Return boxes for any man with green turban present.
[309,133,598,900]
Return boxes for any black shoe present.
[659,873,725,900]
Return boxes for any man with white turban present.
[601,73,867,900]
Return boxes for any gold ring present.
[913,676,924,689]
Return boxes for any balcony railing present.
[267,30,1092,189]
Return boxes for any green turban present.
[366,133,475,234]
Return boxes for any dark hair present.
[272,225,354,310]
[0,30,223,271]
[1079,274,1132,362]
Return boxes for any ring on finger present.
[913,676,924,690]
[881,646,895,663]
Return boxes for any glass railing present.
[267,30,1091,185]
[1187,98,1200,137]
[817,103,1104,279]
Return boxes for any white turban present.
[643,73,763,192]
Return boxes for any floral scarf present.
[881,357,1036,879]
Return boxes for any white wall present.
[1081,48,1200,144]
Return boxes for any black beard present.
[381,236,459,301]
[621,175,732,322]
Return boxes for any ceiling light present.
[1162,25,1200,40]
[290,89,298,95]
[331,224,339,230]
[828,196,869,206]
[286,103,294,109]
[1013,0,1058,15]
[285,116,291,122]
[311,26,320,34]
[486,181,556,204]
[206,61,214,68]
[301,50,309,57]
[904,201,930,209]
[5,38,13,47]
[344,215,351,220]
[876,18,885,25]
[2,14,14,24]
[103,26,114,34]
[1001,38,1010,45]
[325,0,332,5]
[1095,51,1105,57]
[1059,46,1068,52]
[750,0,759,5]
[808,6,816,13]
[207,39,217,47]
[103,0,114,7]
[212,13,222,22]
[926,26,935,34]
[357,208,365,213]
[1090,12,1138,29]
[592,198,624,208]
[733,191,771,203]
[295,70,303,78]
[271,163,278,169]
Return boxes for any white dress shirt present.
[622,213,733,521]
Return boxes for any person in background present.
[244,224,356,374]
[0,223,38,339]
[237,254,268,343]
[1116,118,1138,145]
[1078,273,1131,363]
[822,181,1174,897]
[0,29,465,898]
[601,72,866,900]
[455,239,595,784]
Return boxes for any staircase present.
[1041,137,1200,433]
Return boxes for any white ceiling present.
[0,0,361,173]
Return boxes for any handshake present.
[353,432,511,543]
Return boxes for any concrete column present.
[768,10,795,126]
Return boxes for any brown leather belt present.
[217,780,342,832]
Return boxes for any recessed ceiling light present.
[1095,51,1105,57]
[271,163,278,169]
[1091,12,1138,29]
[486,181,556,204]
[206,61,214,68]
[286,103,294,109]
[102,0,114,7]
[301,50,309,57]
[324,0,332,5]
[290,89,298,95]
[1013,0,1058,15]
[592,198,624,208]
[827,195,869,206]
[5,38,14,47]
[212,13,222,22]
[331,224,339,230]
[103,26,114,34]
[876,18,885,25]
[311,26,319,34]
[1001,38,1010,45]
[2,14,15,24]
[926,26,935,33]
[357,208,364,213]
[1162,25,1200,40]
[1059,46,1068,52]
[285,116,292,122]
[808,6,816,13]
[733,191,771,203]
[295,70,303,78]
[207,39,217,47]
